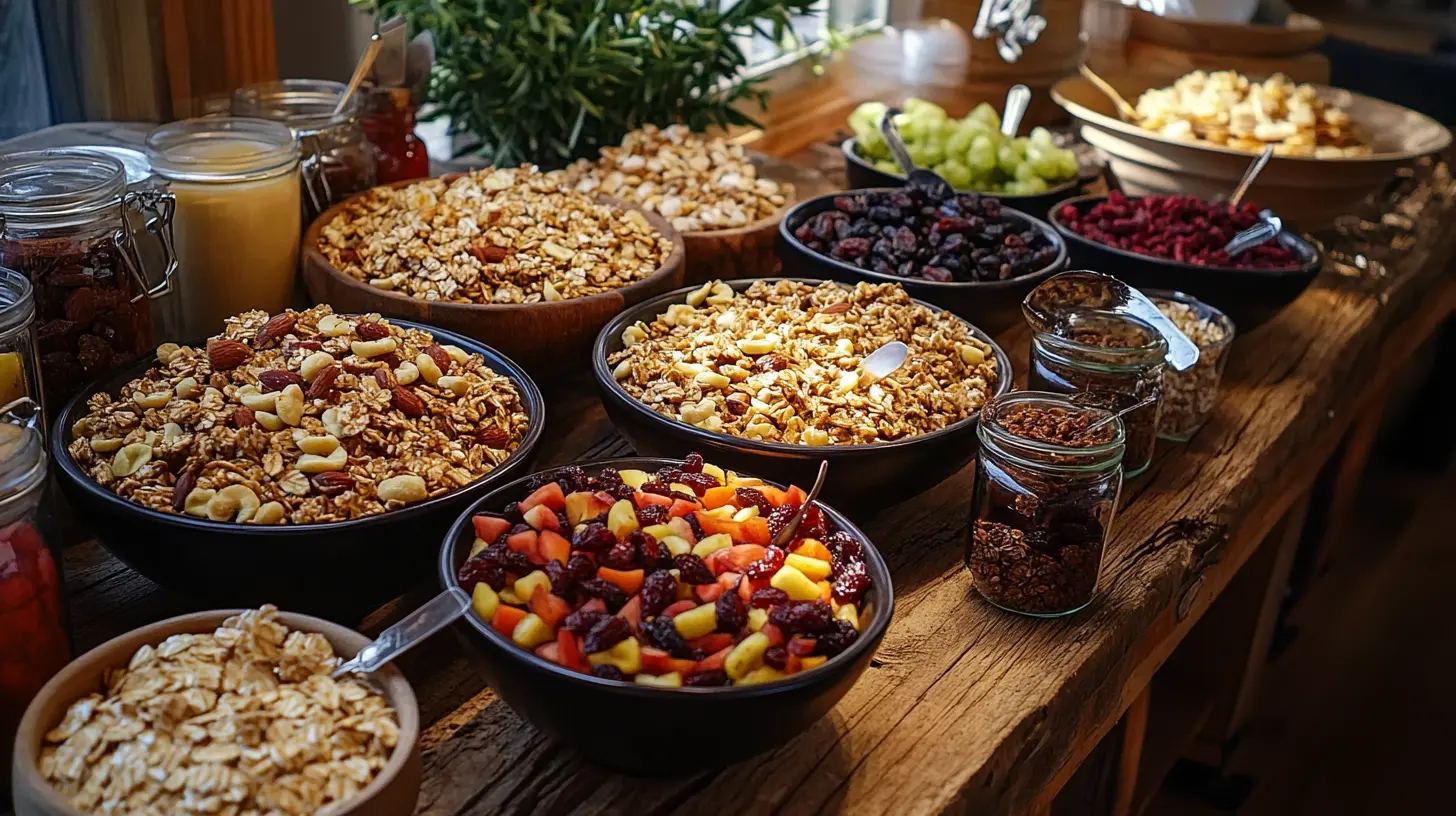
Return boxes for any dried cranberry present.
[583,615,632,654]
[563,608,608,634]
[457,556,507,592]
[566,554,596,585]
[643,615,693,658]
[749,587,790,609]
[799,507,828,541]
[600,540,639,570]
[734,488,774,515]
[677,471,720,496]
[639,570,678,617]
[578,578,628,611]
[823,530,862,561]
[832,556,872,605]
[654,465,685,484]
[635,503,669,527]
[763,646,789,670]
[814,619,860,657]
[715,589,746,633]
[592,664,626,682]
[641,480,695,502]
[543,561,576,596]
[685,669,729,687]
[745,546,786,581]
[572,522,616,553]
[768,601,834,635]
[766,504,798,541]
[673,553,715,585]
[681,452,705,473]
[630,530,664,570]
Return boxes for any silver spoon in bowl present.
[332,586,471,678]
[879,108,954,199]
[771,460,830,549]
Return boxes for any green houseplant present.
[356,0,820,168]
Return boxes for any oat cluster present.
[608,279,999,445]
[39,607,399,816]
[317,166,674,303]
[67,305,530,525]
[554,124,791,233]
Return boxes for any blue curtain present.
[0,0,52,139]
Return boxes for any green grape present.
[1056,150,1080,180]
[1029,126,1057,146]
[968,102,1001,130]
[1024,148,1062,180]
[848,101,888,141]
[1014,161,1041,182]
[1017,177,1050,194]
[873,159,902,175]
[903,97,949,121]
[936,160,973,189]
[907,141,945,168]
[996,143,1024,177]
[946,126,976,158]
[858,134,891,161]
[968,137,998,175]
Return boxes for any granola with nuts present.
[608,279,1000,444]
[552,124,791,233]
[67,305,531,525]
[317,166,674,303]
[39,606,399,816]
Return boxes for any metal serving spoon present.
[1001,84,1032,138]
[1024,270,1200,372]
[1073,393,1158,440]
[1220,145,1283,257]
[879,108,954,199]
[1079,65,1139,122]
[771,460,829,549]
[333,586,471,678]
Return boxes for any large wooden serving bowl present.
[303,180,686,374]
[1051,71,1452,228]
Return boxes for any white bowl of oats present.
[51,307,545,611]
[592,278,1012,507]
[12,606,421,816]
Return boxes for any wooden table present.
[55,155,1456,815]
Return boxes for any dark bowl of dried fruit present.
[51,315,546,616]
[438,455,893,774]
[1048,193,1323,328]
[591,277,1013,509]
[777,186,1068,333]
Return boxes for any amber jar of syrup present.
[362,87,430,184]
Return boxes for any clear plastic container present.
[0,149,176,420]
[968,392,1125,617]
[1028,309,1166,478]
[147,117,301,340]
[1148,290,1236,441]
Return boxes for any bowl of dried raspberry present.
[438,455,893,774]
[1049,193,1323,328]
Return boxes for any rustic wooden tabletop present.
[52,145,1456,815]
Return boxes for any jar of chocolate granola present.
[0,149,177,422]
[1027,310,1166,477]
[968,392,1125,617]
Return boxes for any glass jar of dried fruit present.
[0,149,177,423]
[1027,310,1166,478]
[968,392,1126,617]
[0,396,69,793]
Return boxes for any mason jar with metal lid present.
[0,149,177,421]
[147,117,302,341]
[233,79,377,223]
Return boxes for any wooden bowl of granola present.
[12,607,421,816]
[301,171,687,376]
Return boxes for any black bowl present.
[1047,194,1324,329]
[439,457,894,774]
[591,278,1012,509]
[842,138,1084,223]
[777,187,1069,334]
[52,319,545,615]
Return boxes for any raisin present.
[599,540,638,570]
[685,669,729,687]
[768,601,835,635]
[681,452,705,473]
[635,503,669,527]
[641,481,695,502]
[715,589,746,633]
[735,487,774,515]
[831,237,871,259]
[673,553,715,585]
[643,616,693,658]
[766,504,798,541]
[639,570,678,618]
[592,664,626,682]
[553,466,588,494]
[578,578,628,611]
[654,465,685,484]
[763,646,789,670]
[814,619,860,657]
[630,530,664,570]
[832,556,872,605]
[583,615,632,654]
[566,555,596,585]
[563,608,608,635]
[745,546,786,581]
[750,587,790,609]
[457,557,506,593]
[677,471,719,496]
[543,561,575,596]
[572,522,616,553]
[799,507,828,541]
[686,513,705,540]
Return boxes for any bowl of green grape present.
[843,99,1083,214]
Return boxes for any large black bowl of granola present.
[51,306,545,614]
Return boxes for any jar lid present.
[75,145,154,188]
[233,79,360,135]
[147,117,300,184]
[0,149,128,225]
[0,397,46,503]
[0,267,36,339]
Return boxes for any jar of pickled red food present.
[0,149,177,422]
[968,392,1125,617]
[1028,310,1166,478]
[0,396,69,792]
[232,79,378,223]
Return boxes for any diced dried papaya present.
[597,566,644,595]
[490,605,528,639]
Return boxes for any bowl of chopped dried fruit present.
[12,606,421,816]
[592,278,1012,508]
[51,306,545,613]
[778,186,1067,333]
[438,455,892,773]
[303,166,687,375]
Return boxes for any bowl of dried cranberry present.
[1049,193,1322,328]
[438,455,893,774]
[778,186,1067,333]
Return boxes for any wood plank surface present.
[50,140,1456,816]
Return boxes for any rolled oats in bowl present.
[66,305,531,525]
[317,166,675,304]
[553,124,792,233]
[38,606,399,815]
[608,279,1000,445]
[1151,292,1235,441]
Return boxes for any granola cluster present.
[67,305,530,525]
[608,280,999,445]
[553,124,791,233]
[39,607,399,816]
[317,166,674,303]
